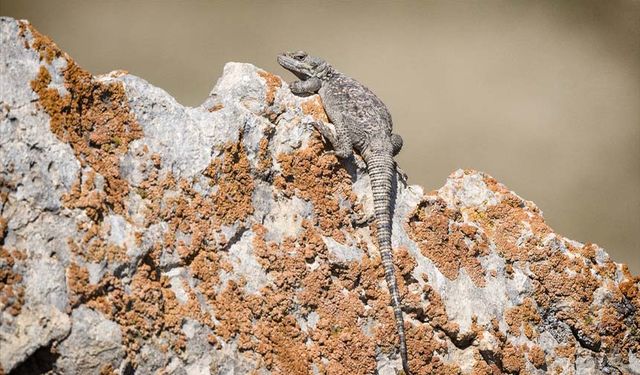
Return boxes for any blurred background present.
[2,0,638,274]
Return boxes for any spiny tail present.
[365,150,410,374]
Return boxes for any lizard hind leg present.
[391,133,403,156]
[309,120,353,159]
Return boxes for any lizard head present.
[277,51,332,80]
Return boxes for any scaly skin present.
[277,51,409,374]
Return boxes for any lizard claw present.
[306,120,354,159]
[396,163,408,183]
[289,81,303,94]
[353,155,367,171]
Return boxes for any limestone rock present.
[1,17,638,374]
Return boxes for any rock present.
[0,304,70,372]
[1,17,638,375]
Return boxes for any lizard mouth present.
[277,52,310,79]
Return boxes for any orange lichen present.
[554,343,576,361]
[208,103,224,112]
[66,262,93,307]
[598,305,629,352]
[57,146,242,366]
[26,22,143,218]
[62,170,109,222]
[474,173,640,363]
[99,364,116,375]
[471,353,500,375]
[57,170,129,264]
[406,196,489,287]
[301,96,329,122]
[19,21,61,64]
[619,277,639,300]
[87,241,127,264]
[256,127,274,174]
[404,324,452,374]
[274,137,356,241]
[192,218,458,375]
[204,136,255,226]
[501,343,525,373]
[156,181,217,262]
[0,217,7,242]
[0,248,26,316]
[528,345,546,369]
[258,70,282,105]
[504,298,541,339]
[14,21,230,360]
[69,257,211,363]
[206,222,359,373]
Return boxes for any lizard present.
[277,51,410,374]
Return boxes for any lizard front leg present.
[290,77,321,95]
[308,120,354,159]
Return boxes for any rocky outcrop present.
[1,18,638,375]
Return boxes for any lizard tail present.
[365,150,410,374]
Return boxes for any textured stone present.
[0,17,638,375]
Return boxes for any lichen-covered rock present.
[1,17,638,375]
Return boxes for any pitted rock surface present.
[1,18,638,375]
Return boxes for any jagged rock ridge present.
[0,18,638,375]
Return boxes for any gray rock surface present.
[1,17,638,374]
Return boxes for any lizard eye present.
[292,51,306,60]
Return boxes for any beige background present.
[2,0,638,273]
